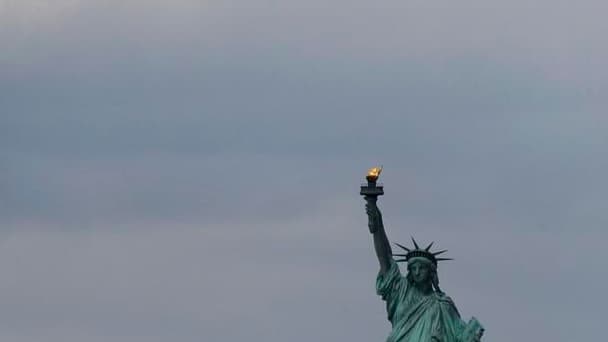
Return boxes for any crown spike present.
[411,237,420,249]
[425,241,434,251]
[432,249,448,256]
[435,258,453,261]
[394,242,411,252]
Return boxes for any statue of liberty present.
[361,167,484,342]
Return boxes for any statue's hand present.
[365,202,381,219]
[365,201,382,232]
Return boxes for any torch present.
[360,166,384,233]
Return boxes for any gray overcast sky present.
[1,0,607,341]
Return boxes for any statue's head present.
[407,258,435,285]
[393,238,452,293]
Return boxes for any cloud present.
[1,0,608,341]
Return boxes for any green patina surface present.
[376,260,483,342]
[361,169,483,341]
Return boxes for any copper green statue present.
[361,167,484,342]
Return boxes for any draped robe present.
[376,260,483,342]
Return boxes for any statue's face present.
[408,261,431,284]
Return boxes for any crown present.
[392,237,453,265]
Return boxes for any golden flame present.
[366,166,383,181]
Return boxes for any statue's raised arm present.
[360,166,392,275]
[365,200,393,274]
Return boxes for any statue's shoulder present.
[434,292,456,305]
